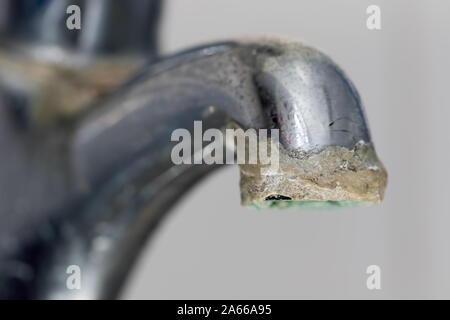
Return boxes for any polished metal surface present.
[0,0,162,61]
[0,0,381,299]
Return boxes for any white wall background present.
[122,0,450,299]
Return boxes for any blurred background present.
[121,0,450,299]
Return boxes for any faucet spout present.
[73,38,387,208]
[0,38,387,299]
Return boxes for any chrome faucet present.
[0,0,387,299]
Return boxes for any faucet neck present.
[0,39,385,299]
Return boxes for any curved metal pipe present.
[0,38,386,299]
